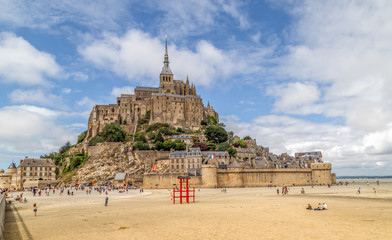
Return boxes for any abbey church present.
[86,38,219,139]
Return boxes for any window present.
[24,167,26,170]
[40,173,42,176]
[197,164,199,168]
[192,164,195,168]
[23,173,26,176]
[45,173,47,176]
[35,173,37,176]
[49,173,52,176]
[172,165,174,169]
[182,165,184,169]
[188,164,190,168]
[30,173,32,176]
[176,165,179,169]
[176,159,179,163]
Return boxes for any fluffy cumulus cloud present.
[8,89,67,109]
[0,105,75,155]
[0,32,61,85]
[274,1,392,132]
[79,29,268,86]
[267,82,321,114]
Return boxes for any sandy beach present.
[4,182,392,240]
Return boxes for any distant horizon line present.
[336,176,392,179]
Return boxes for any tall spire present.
[161,35,172,75]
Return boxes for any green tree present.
[102,123,127,142]
[243,136,252,140]
[204,125,228,143]
[227,147,237,158]
[174,142,186,150]
[89,135,105,146]
[207,115,217,125]
[154,132,164,143]
[148,132,156,140]
[133,142,150,150]
[200,120,207,126]
[77,131,87,144]
[135,132,147,143]
[163,139,176,151]
[206,141,216,150]
[155,141,164,150]
[59,141,72,154]
[217,142,230,151]
[234,139,247,148]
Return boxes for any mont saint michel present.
[2,1,392,239]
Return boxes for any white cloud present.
[9,89,67,109]
[111,86,134,97]
[77,96,96,110]
[273,1,392,132]
[0,105,75,154]
[0,32,61,85]
[62,88,72,94]
[79,29,269,86]
[267,82,321,114]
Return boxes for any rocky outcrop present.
[60,142,170,185]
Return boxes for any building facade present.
[0,158,56,189]
[86,38,219,140]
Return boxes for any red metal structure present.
[173,176,195,204]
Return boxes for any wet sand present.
[4,183,392,240]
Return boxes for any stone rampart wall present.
[143,173,202,188]
[143,163,333,188]
[87,142,123,157]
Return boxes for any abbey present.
[86,39,219,139]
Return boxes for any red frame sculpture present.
[173,176,195,204]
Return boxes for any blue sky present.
[1,0,391,176]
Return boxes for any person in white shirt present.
[323,203,328,210]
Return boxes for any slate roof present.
[228,160,242,168]
[114,172,126,181]
[19,158,55,167]
[8,162,17,169]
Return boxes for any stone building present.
[86,38,219,140]
[0,158,56,189]
[0,163,18,190]
[170,148,202,174]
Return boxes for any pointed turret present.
[207,101,210,108]
[161,35,173,75]
[159,35,174,93]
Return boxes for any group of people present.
[307,203,327,211]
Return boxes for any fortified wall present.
[143,163,335,188]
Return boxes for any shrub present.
[102,123,127,142]
[89,135,105,146]
[77,131,87,144]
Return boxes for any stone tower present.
[159,35,174,94]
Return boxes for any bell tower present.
[159,35,174,94]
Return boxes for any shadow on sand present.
[3,204,34,240]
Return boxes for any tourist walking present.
[105,196,109,206]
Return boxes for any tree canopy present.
[204,125,228,143]
[102,123,127,142]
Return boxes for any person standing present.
[105,196,109,206]
[33,203,38,216]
